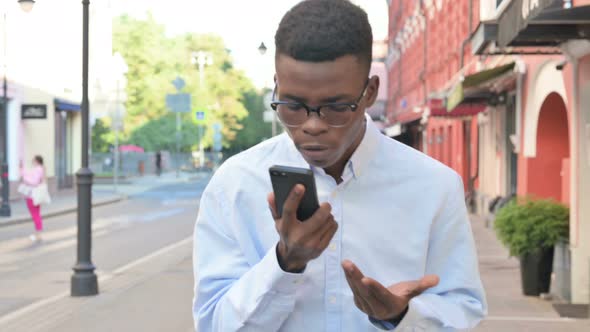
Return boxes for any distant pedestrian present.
[155,151,162,176]
[18,155,49,243]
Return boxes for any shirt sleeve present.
[193,187,304,332]
[389,173,488,331]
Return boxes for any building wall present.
[2,0,114,198]
[477,107,509,212]
[571,53,590,304]
[387,0,481,183]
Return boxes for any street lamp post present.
[1,0,36,217]
[71,0,98,296]
[258,41,277,137]
[191,51,213,168]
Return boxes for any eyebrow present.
[280,93,355,104]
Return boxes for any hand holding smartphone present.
[269,165,337,273]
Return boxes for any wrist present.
[385,305,409,325]
[276,242,306,273]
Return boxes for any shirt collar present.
[347,113,381,179]
[282,113,382,180]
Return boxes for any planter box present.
[520,247,554,296]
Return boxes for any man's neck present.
[323,120,367,183]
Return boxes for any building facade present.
[0,0,118,199]
[386,0,590,304]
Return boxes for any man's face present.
[274,54,379,170]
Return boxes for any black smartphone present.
[269,165,320,221]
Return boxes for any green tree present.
[91,118,111,153]
[126,113,201,152]
[113,15,253,151]
[233,89,273,150]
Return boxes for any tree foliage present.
[113,14,258,152]
[91,119,111,153]
[233,89,273,150]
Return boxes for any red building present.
[386,0,590,305]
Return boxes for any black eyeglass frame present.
[269,79,370,128]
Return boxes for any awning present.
[427,98,486,118]
[54,98,81,112]
[446,63,516,111]
[498,0,563,47]
[473,2,590,53]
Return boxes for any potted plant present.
[494,197,569,296]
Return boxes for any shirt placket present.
[325,182,343,332]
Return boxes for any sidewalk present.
[472,214,590,331]
[0,171,209,228]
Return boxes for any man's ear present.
[365,75,380,108]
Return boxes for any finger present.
[342,261,376,309]
[315,219,338,251]
[318,217,338,244]
[267,192,279,220]
[343,267,372,314]
[281,184,305,221]
[342,260,365,282]
[413,275,440,296]
[304,203,332,231]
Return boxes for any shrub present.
[494,197,569,257]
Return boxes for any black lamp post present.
[71,0,98,296]
[1,0,36,217]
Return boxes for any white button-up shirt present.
[193,117,487,331]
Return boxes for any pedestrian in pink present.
[19,155,46,243]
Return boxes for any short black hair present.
[34,155,43,166]
[275,0,373,71]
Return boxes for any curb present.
[0,195,127,228]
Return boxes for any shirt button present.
[329,296,337,304]
[331,191,337,198]
[292,279,302,285]
[329,243,337,251]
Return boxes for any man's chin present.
[302,156,333,169]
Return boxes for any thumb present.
[418,275,440,291]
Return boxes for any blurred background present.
[0,0,589,331]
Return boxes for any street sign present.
[166,93,191,113]
[193,111,207,125]
[172,77,185,91]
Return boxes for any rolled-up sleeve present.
[193,187,302,332]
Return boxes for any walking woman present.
[19,155,46,243]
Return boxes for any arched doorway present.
[527,92,570,203]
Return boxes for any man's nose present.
[301,112,328,136]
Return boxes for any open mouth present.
[299,145,330,160]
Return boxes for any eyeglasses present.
[270,80,369,128]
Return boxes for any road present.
[0,176,209,332]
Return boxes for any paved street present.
[0,174,209,332]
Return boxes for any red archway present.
[527,92,570,204]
